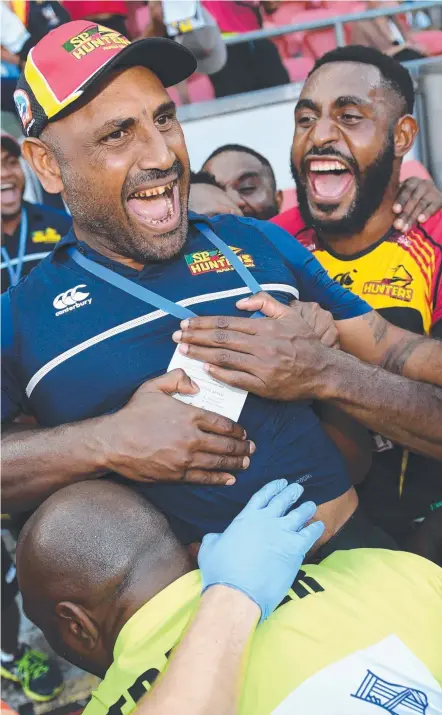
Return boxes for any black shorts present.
[2,539,18,610]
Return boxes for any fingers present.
[183,469,238,486]
[202,365,265,393]
[178,343,262,374]
[393,180,429,232]
[393,177,420,213]
[198,433,255,457]
[296,520,325,553]
[148,368,199,396]
[241,479,289,512]
[181,315,259,336]
[197,410,247,441]
[264,482,305,517]
[173,327,260,354]
[236,291,289,319]
[282,500,318,530]
[191,451,251,473]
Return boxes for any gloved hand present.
[198,479,325,622]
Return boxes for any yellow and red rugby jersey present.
[272,208,442,336]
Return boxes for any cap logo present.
[13,89,34,134]
[62,24,130,61]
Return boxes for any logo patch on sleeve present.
[185,247,255,276]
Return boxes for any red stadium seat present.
[400,160,431,181]
[187,73,215,103]
[167,87,183,107]
[411,30,442,56]
[283,56,315,82]
[279,9,349,60]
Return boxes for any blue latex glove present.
[198,479,325,622]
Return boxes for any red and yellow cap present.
[14,20,197,138]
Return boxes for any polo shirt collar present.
[50,211,214,265]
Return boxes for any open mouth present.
[126,179,181,231]
[306,158,354,204]
[1,182,20,206]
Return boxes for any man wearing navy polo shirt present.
[2,22,442,551]
[1,132,71,292]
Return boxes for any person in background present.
[202,143,442,227]
[201,1,289,98]
[8,0,70,48]
[1,133,72,292]
[202,143,283,220]
[16,480,442,715]
[271,45,442,547]
[61,1,129,37]
[350,1,427,61]
[189,170,244,216]
[1,539,63,702]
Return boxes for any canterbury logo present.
[53,285,92,316]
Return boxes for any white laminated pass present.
[167,345,248,422]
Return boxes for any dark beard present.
[60,159,189,263]
[245,203,280,221]
[291,135,395,238]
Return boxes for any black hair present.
[308,45,414,114]
[190,170,224,189]
[203,144,277,190]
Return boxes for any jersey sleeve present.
[247,219,373,320]
[1,291,25,423]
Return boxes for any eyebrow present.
[153,100,176,119]
[334,95,367,108]
[295,98,319,113]
[237,171,260,182]
[96,116,136,136]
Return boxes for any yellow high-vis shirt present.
[85,549,442,715]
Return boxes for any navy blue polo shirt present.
[2,212,371,542]
[1,200,72,292]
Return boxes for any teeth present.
[132,181,174,198]
[309,160,347,172]
[1,183,15,190]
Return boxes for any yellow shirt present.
[84,549,442,715]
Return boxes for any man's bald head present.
[17,481,191,676]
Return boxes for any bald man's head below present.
[17,481,191,677]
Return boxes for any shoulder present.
[26,201,72,229]
[418,210,442,248]
[270,207,306,235]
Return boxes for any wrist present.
[86,413,118,474]
[305,343,341,400]
[202,584,261,626]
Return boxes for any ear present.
[394,115,418,159]
[21,138,64,195]
[275,189,284,212]
[55,601,100,652]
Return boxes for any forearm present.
[137,586,259,715]
[1,417,109,512]
[317,349,442,460]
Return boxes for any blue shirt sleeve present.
[240,218,373,320]
[1,291,24,423]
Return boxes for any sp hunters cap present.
[14,20,197,138]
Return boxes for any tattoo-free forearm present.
[317,349,442,460]
[1,418,109,512]
[136,585,259,715]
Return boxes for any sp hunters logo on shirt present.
[363,265,414,303]
[185,247,255,276]
[62,25,130,61]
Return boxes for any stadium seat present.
[167,87,183,107]
[264,2,307,57]
[281,188,298,211]
[400,159,432,181]
[283,56,315,82]
[287,9,350,59]
[411,30,442,56]
[187,73,215,103]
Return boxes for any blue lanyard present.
[1,207,28,287]
[68,221,262,320]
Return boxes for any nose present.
[136,126,176,173]
[309,116,340,149]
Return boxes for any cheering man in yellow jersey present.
[17,481,442,715]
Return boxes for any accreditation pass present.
[167,346,248,422]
